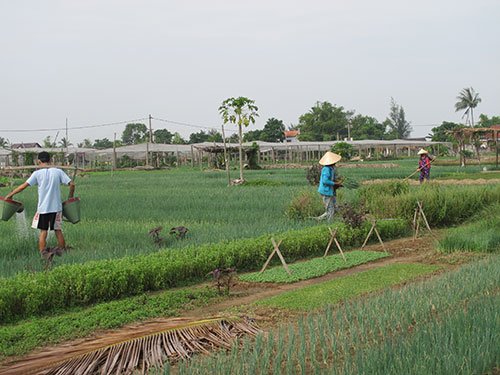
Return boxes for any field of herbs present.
[0,160,497,278]
[0,159,499,374]
[168,256,500,374]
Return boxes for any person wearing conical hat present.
[316,151,342,221]
[417,149,431,183]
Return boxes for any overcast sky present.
[1,0,499,144]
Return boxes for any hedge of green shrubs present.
[0,220,409,324]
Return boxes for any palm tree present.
[58,137,72,148]
[219,97,259,181]
[455,87,481,126]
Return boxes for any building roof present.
[10,142,41,149]
[284,130,300,138]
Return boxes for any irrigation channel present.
[0,232,475,375]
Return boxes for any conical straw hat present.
[417,149,428,155]
[319,151,342,165]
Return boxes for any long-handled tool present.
[404,156,437,181]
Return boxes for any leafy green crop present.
[256,263,439,309]
[240,251,389,283]
[0,220,409,324]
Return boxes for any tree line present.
[0,87,496,151]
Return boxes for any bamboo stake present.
[260,238,291,275]
[324,228,346,261]
[361,221,385,250]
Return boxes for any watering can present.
[62,167,81,224]
[62,197,81,224]
[0,197,24,221]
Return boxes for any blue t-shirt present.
[26,168,72,214]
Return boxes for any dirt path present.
[1,233,468,375]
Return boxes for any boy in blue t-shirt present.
[6,152,76,255]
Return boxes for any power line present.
[0,118,149,133]
[152,116,220,131]
[0,115,443,134]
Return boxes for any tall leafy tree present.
[219,97,259,180]
[93,138,114,149]
[226,133,240,143]
[207,129,223,142]
[455,87,481,126]
[243,129,262,142]
[154,129,173,144]
[260,118,285,142]
[350,115,386,140]
[0,137,8,148]
[477,114,500,127]
[122,123,148,145]
[297,101,353,141]
[430,121,463,143]
[172,132,187,145]
[189,130,210,144]
[384,98,412,139]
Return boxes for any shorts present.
[32,212,63,231]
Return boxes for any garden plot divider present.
[0,220,409,324]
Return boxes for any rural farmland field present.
[0,160,499,374]
[0,160,494,277]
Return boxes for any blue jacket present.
[318,166,336,196]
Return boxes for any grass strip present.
[239,250,389,283]
[0,286,217,361]
[256,263,440,310]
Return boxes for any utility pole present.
[148,114,153,167]
[65,118,69,164]
[347,119,351,141]
[112,132,117,174]
[145,115,150,167]
[221,124,231,186]
[149,114,153,143]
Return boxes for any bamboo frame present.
[260,238,291,275]
[323,227,346,261]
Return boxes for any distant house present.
[10,142,42,149]
[284,130,300,143]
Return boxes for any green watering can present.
[62,197,81,224]
[62,168,81,224]
[0,197,24,221]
